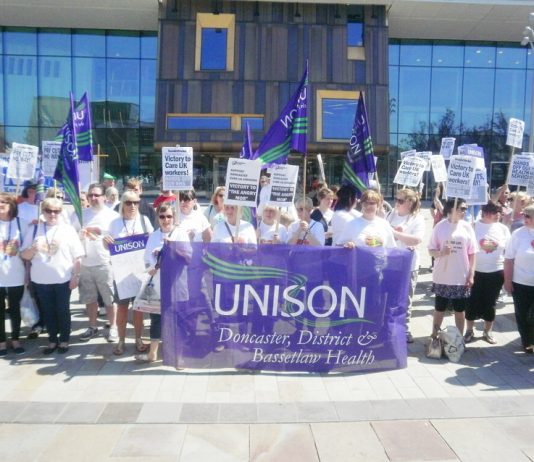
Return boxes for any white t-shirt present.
[258,221,288,244]
[22,222,85,284]
[337,216,397,249]
[288,219,325,246]
[474,220,510,273]
[0,217,29,287]
[178,210,211,242]
[204,205,225,228]
[212,220,257,244]
[257,184,272,215]
[81,206,120,267]
[387,211,425,271]
[17,202,39,224]
[108,214,154,239]
[504,226,534,286]
[428,219,478,286]
[331,209,361,246]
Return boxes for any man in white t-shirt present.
[78,183,120,343]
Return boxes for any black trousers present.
[511,282,534,348]
[0,285,24,342]
[466,270,503,322]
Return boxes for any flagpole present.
[302,156,307,205]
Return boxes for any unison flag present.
[54,93,82,226]
[252,62,308,165]
[240,123,253,160]
[342,93,376,193]
[72,92,94,162]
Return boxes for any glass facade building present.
[0,27,157,180]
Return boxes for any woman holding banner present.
[212,205,257,244]
[21,197,84,354]
[106,191,154,356]
[257,204,288,244]
[428,198,477,338]
[137,203,191,362]
[465,201,510,344]
[386,188,425,343]
[287,197,325,246]
[178,190,212,243]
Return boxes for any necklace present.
[0,220,12,260]
[43,222,59,261]
[122,216,138,236]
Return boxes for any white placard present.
[466,169,488,206]
[506,118,525,149]
[439,137,456,160]
[0,154,16,193]
[41,141,61,178]
[78,159,99,192]
[400,149,416,159]
[316,154,326,183]
[457,144,485,170]
[109,235,148,300]
[267,164,299,207]
[7,142,39,181]
[224,158,262,207]
[430,155,448,183]
[393,156,427,187]
[446,155,477,199]
[507,153,534,187]
[527,166,534,197]
[162,147,193,191]
[419,151,432,171]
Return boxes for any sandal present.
[135,353,156,363]
[113,340,125,356]
[135,338,148,353]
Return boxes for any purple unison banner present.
[161,243,412,373]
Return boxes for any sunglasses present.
[0,200,9,204]
[395,198,406,205]
[159,214,173,219]
[179,197,192,202]
[297,207,308,212]
[124,201,140,206]
[44,209,61,214]
[523,213,533,219]
[87,193,103,198]
[217,194,224,197]
[457,207,468,212]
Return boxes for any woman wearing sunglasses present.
[204,186,226,228]
[178,190,212,243]
[386,188,425,343]
[428,198,477,339]
[21,197,84,354]
[106,191,154,355]
[137,203,191,362]
[504,204,534,354]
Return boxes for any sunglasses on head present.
[124,201,140,206]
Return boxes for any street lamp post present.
[521,13,534,152]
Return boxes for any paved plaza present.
[1,208,533,461]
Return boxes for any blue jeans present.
[33,282,71,344]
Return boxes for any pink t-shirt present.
[429,219,478,286]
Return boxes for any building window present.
[316,90,359,141]
[195,13,235,72]
[347,5,365,61]
[167,114,264,131]
[241,116,264,131]
[348,22,364,47]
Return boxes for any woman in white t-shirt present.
[287,197,325,246]
[386,188,425,343]
[257,204,288,244]
[310,187,335,246]
[331,184,361,247]
[21,197,84,355]
[504,203,534,354]
[204,187,225,228]
[178,190,212,243]
[465,201,510,344]
[212,205,257,244]
[428,198,477,338]
[0,193,29,356]
[105,191,154,356]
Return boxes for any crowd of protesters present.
[0,173,532,362]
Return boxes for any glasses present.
[159,214,173,219]
[44,209,61,214]
[457,207,468,212]
[297,207,308,212]
[523,213,533,219]
[395,198,406,205]
[0,200,9,205]
[87,193,103,198]
[217,194,224,197]
[124,201,140,206]
[179,197,192,202]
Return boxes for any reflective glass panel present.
[4,56,38,125]
[322,98,356,140]
[201,28,227,70]
[494,69,526,121]
[389,65,399,134]
[4,28,37,55]
[525,70,533,138]
[38,56,72,126]
[107,32,140,58]
[167,116,232,130]
[242,117,264,130]
[461,68,495,129]
[73,30,105,57]
[398,66,431,133]
[38,29,71,56]
[5,126,39,147]
[0,56,4,125]
[389,43,400,66]
[496,46,526,69]
[347,22,364,47]
[430,67,463,134]
[432,43,464,67]
[528,49,534,69]
[107,59,140,125]
[73,57,106,102]
[465,44,495,67]
[140,59,155,126]
[141,34,157,59]
[399,43,431,66]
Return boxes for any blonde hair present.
[396,188,421,214]
[119,191,140,216]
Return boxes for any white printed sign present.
[457,144,485,170]
[268,164,299,207]
[41,141,61,178]
[162,147,193,190]
[506,118,525,149]
[527,166,534,197]
[400,149,416,159]
[224,158,262,207]
[109,235,149,300]
[430,155,448,183]
[0,154,17,193]
[439,137,456,160]
[467,169,488,206]
[7,143,39,181]
[316,154,326,183]
[507,153,534,187]
[446,155,477,199]
[393,156,427,187]
[78,159,100,193]
[419,151,432,171]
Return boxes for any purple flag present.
[34,165,46,205]
[240,123,253,159]
[252,61,308,165]
[54,93,82,226]
[342,93,376,193]
[72,92,94,162]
